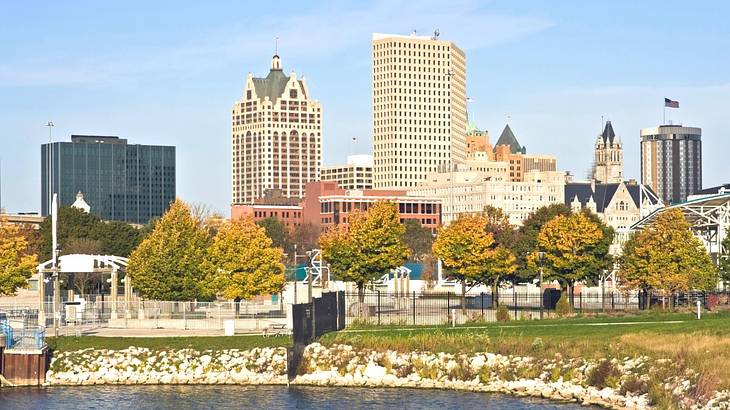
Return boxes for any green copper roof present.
[495,124,525,154]
[466,119,480,134]
[252,67,289,102]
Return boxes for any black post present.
[539,287,544,320]
[412,291,416,325]
[513,287,517,319]
[480,292,484,319]
[579,292,583,311]
[377,290,381,326]
[611,292,615,310]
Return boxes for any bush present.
[496,304,511,322]
[587,359,619,389]
[555,293,573,318]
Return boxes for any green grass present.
[47,334,291,353]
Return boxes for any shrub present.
[496,304,511,322]
[555,293,573,318]
[620,375,649,396]
[587,360,618,389]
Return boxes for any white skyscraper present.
[371,32,467,189]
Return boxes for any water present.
[1,385,589,409]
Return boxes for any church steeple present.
[271,54,282,70]
[593,120,623,183]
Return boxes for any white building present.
[232,54,322,204]
[371,32,467,189]
[320,155,374,190]
[408,167,565,226]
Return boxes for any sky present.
[1,0,728,216]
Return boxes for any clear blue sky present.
[1,0,728,216]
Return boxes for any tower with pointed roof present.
[593,121,623,183]
[231,54,322,205]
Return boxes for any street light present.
[538,251,545,320]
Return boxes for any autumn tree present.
[512,204,572,280]
[402,219,434,261]
[537,212,609,301]
[617,208,717,300]
[0,216,38,295]
[291,222,321,254]
[204,217,285,300]
[433,215,516,313]
[320,201,409,301]
[127,200,211,301]
[61,238,104,255]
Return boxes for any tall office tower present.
[371,32,467,189]
[641,124,702,205]
[231,54,322,205]
[592,121,623,183]
[41,135,175,224]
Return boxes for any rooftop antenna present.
[275,36,279,55]
[412,29,417,36]
[432,29,440,40]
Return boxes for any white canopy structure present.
[37,254,128,273]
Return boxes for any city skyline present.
[1,1,729,215]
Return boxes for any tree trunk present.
[492,276,500,307]
[357,283,365,303]
[461,279,467,316]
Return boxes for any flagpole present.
[663,102,666,125]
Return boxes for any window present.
[290,89,297,98]
[246,90,252,99]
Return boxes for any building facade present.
[371,32,467,189]
[593,121,623,183]
[491,124,556,182]
[231,54,322,204]
[641,125,702,205]
[408,168,564,226]
[41,135,175,224]
[231,181,441,233]
[320,155,373,190]
[565,180,661,254]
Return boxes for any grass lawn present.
[47,334,291,353]
[321,310,730,389]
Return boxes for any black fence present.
[343,290,730,326]
[288,291,346,380]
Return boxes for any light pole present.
[44,121,55,216]
[538,251,545,320]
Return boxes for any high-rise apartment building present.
[593,121,623,183]
[231,54,322,205]
[640,124,702,204]
[371,32,467,189]
[41,135,175,224]
[321,155,374,190]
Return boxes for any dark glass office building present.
[41,135,175,224]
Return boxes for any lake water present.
[1,385,589,409]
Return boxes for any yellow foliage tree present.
[618,208,716,301]
[432,215,516,313]
[537,213,606,300]
[204,217,285,300]
[320,201,409,301]
[0,216,38,296]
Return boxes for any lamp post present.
[538,251,545,320]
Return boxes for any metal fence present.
[343,290,730,326]
[15,299,287,334]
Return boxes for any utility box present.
[224,320,235,336]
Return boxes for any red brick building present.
[231,181,441,232]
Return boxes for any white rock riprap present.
[46,347,288,386]
[44,343,729,409]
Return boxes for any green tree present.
[432,215,516,313]
[512,204,572,280]
[320,201,409,301]
[204,217,285,300]
[127,200,211,301]
[0,216,38,295]
[617,208,717,299]
[537,212,607,300]
[402,219,434,262]
[291,222,321,254]
[39,207,145,259]
[257,217,292,254]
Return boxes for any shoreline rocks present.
[42,343,730,409]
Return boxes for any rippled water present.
[1,385,589,409]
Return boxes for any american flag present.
[664,98,679,108]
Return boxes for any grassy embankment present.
[47,334,291,352]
